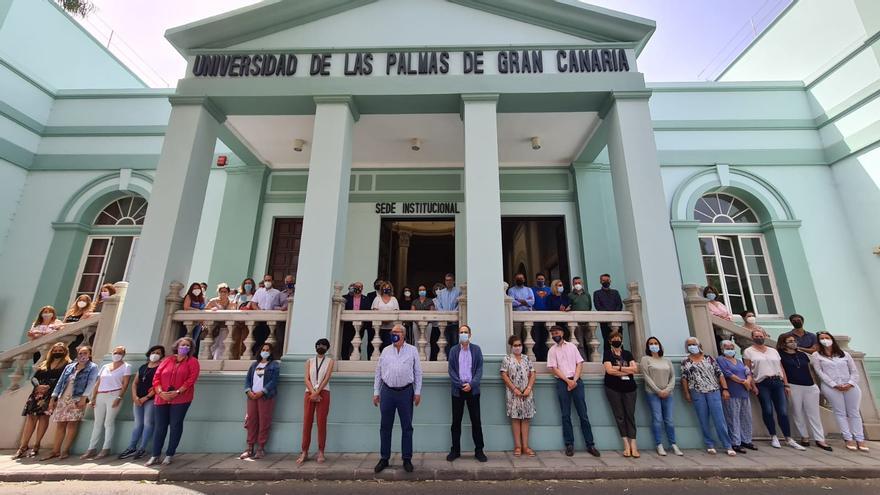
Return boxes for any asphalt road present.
[1,479,878,495]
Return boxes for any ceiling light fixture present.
[410,138,421,151]
[293,138,306,152]
[530,136,541,150]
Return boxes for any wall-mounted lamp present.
[530,136,541,150]
[293,139,306,152]
[873,245,880,256]
[410,138,421,151]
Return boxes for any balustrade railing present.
[510,311,634,362]
[337,310,460,362]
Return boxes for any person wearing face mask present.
[507,274,535,312]
[371,281,400,352]
[811,331,868,452]
[680,338,736,456]
[145,337,200,466]
[593,274,623,353]
[547,325,601,458]
[446,325,486,462]
[181,282,207,356]
[434,273,462,356]
[118,345,165,460]
[343,282,374,359]
[279,274,296,311]
[13,342,70,460]
[500,335,536,457]
[742,329,805,451]
[373,324,423,473]
[568,277,592,311]
[27,306,65,363]
[781,314,818,354]
[81,345,133,459]
[234,278,257,310]
[717,340,757,454]
[778,335,830,450]
[640,337,682,457]
[205,283,236,360]
[702,286,732,321]
[548,279,571,312]
[411,285,434,311]
[242,343,281,461]
[603,331,640,458]
[41,345,98,461]
[93,283,117,313]
[63,295,95,360]
[740,310,768,339]
[251,274,285,357]
[298,339,334,464]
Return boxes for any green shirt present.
[568,291,592,311]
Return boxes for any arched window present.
[72,195,148,302]
[695,193,781,317]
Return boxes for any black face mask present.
[515,279,524,286]
[611,341,622,349]
[552,335,562,343]
[316,346,328,355]
[51,352,66,358]
[352,287,361,294]
[792,321,803,329]
[382,288,391,294]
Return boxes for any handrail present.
[171,309,287,322]
[339,310,459,322]
[511,310,635,323]
[0,315,102,364]
[710,315,775,347]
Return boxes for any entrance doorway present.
[378,218,455,295]
[266,218,303,282]
[501,216,570,286]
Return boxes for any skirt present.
[52,396,85,423]
[21,387,52,416]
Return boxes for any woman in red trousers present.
[296,338,334,464]
[240,343,280,459]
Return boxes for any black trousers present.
[451,391,484,453]
[604,387,638,438]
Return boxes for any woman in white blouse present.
[811,331,868,452]
[81,346,133,459]
[371,281,399,351]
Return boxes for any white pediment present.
[229,0,591,50]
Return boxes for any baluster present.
[587,322,601,362]
[437,322,448,361]
[523,322,536,361]
[82,325,97,346]
[567,322,579,351]
[240,321,257,360]
[545,321,554,352]
[198,322,215,360]
[370,321,383,362]
[416,321,428,361]
[182,320,196,339]
[223,321,236,360]
[7,356,27,391]
[266,321,278,348]
[350,321,363,361]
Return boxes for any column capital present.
[459,94,499,120]
[313,95,360,122]
[761,219,803,230]
[571,162,610,173]
[599,90,653,119]
[670,219,701,230]
[168,96,226,124]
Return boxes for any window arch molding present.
[670,167,795,224]
[56,171,153,225]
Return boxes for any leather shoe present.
[475,450,488,462]
[374,459,389,473]
[564,444,574,457]
[403,460,414,473]
[446,451,460,462]
[586,446,601,457]
[732,445,747,454]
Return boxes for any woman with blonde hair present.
[41,345,98,461]
[547,279,571,312]
[12,342,70,460]
[371,281,399,351]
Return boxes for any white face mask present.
[111,353,124,362]
[556,286,564,293]
[100,291,110,299]
[574,283,583,291]
[263,281,272,289]
[76,300,88,309]
[149,353,162,363]
[746,316,756,324]
[404,291,411,297]
[459,333,470,343]
[820,339,833,348]
[511,345,523,355]
[192,289,202,297]
[42,312,53,320]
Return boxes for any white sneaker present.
[786,438,806,451]
[144,456,159,467]
[671,444,684,456]
[161,455,173,465]
[656,444,667,456]
[770,436,781,449]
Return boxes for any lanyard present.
[314,356,326,383]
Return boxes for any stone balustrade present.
[510,310,634,362]
[336,310,460,362]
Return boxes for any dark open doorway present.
[501,216,570,286]
[378,218,455,296]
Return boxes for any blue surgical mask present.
[648,344,660,354]
[418,290,427,297]
[723,349,736,357]
[286,283,295,290]
[687,344,700,355]
[706,293,717,301]
[391,334,401,343]
[459,333,469,343]
[260,351,271,359]
[244,284,253,292]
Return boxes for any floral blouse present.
[680,355,723,393]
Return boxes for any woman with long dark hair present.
[240,343,280,460]
[811,331,868,451]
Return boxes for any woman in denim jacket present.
[40,345,99,461]
[240,342,280,459]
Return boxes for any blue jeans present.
[757,377,791,437]
[379,385,414,461]
[691,390,731,449]
[645,392,676,446]
[152,402,191,457]
[554,378,595,448]
[128,399,156,451]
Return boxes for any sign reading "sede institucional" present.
[190,49,630,78]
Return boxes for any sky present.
[72,0,792,88]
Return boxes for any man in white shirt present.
[251,274,283,357]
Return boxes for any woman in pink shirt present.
[703,286,732,321]
[145,337,200,467]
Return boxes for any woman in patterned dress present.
[500,334,536,457]
[40,345,99,461]
[12,342,71,460]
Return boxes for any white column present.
[605,92,689,346]
[115,99,222,352]
[461,94,506,356]
[288,96,356,357]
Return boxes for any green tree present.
[56,0,95,17]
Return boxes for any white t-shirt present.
[97,362,133,392]
[371,296,399,311]
[252,362,267,394]
[743,346,784,383]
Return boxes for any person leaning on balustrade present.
[181,282,207,355]
[241,342,281,461]
[64,294,95,358]
[703,286,732,321]
[548,279,571,312]
[234,277,257,310]
[206,283,236,360]
[27,305,64,363]
[93,283,116,313]
[371,281,400,352]
[40,345,99,461]
[12,342,70,460]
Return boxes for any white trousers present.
[88,393,122,451]
[821,383,865,442]
[788,383,824,441]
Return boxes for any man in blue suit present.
[446,324,487,462]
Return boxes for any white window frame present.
[71,235,114,303]
[736,234,783,318]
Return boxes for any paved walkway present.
[1,442,878,482]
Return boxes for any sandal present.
[39,452,60,462]
[295,452,308,465]
[239,449,252,460]
[316,452,325,464]
[631,450,641,458]
[58,452,70,460]
[28,447,40,458]
[524,448,536,457]
[12,446,28,460]
[513,448,522,457]
[253,449,265,460]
